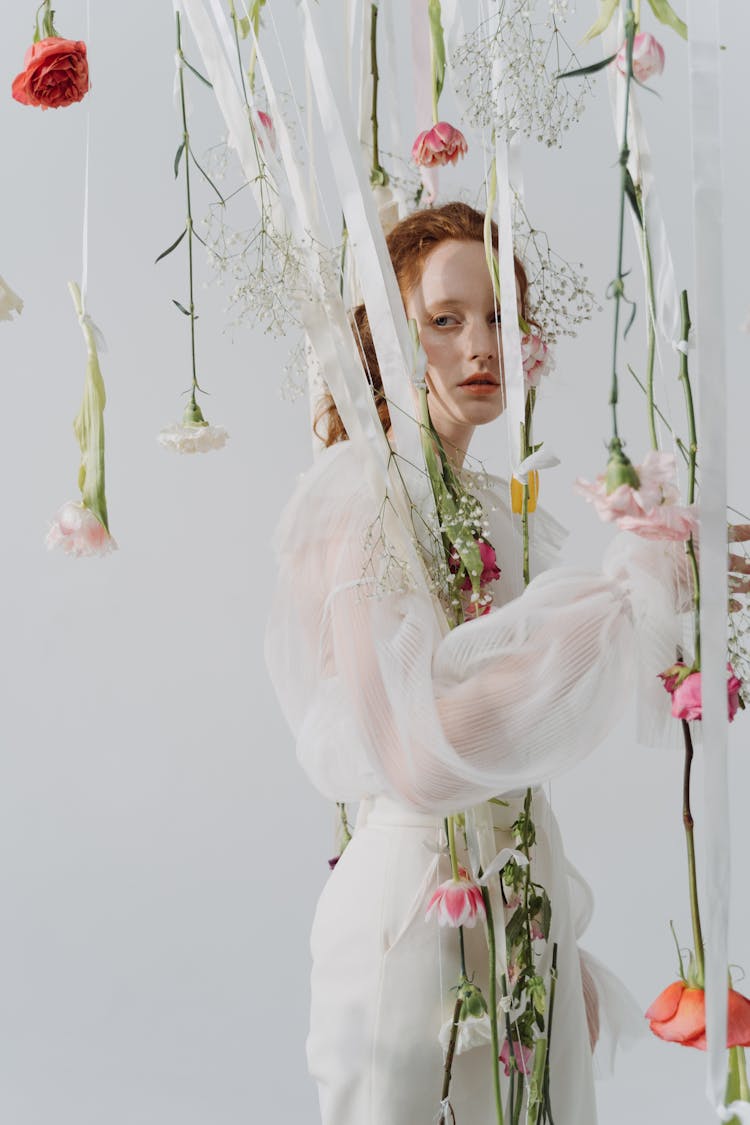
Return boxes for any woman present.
[266,203,679,1123]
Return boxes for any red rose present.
[12,37,89,110]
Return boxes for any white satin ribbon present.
[687,0,734,1118]
[478,846,529,884]
[513,449,560,484]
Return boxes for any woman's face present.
[404,239,505,453]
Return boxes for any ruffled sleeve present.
[265,440,685,813]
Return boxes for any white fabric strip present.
[493,129,525,476]
[299,0,438,558]
[686,0,733,1119]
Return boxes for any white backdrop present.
[1,3,749,1122]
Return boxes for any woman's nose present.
[465,319,497,361]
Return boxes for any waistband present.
[355,790,541,833]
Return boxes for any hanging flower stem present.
[609,0,636,443]
[481,886,506,1125]
[635,185,659,451]
[440,993,464,1104]
[676,289,701,666]
[369,3,388,185]
[681,719,705,984]
[176,12,201,417]
[34,0,58,41]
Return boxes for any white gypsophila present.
[452,2,591,148]
[158,423,229,454]
[438,1014,494,1056]
[0,275,23,322]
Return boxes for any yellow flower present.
[510,471,539,514]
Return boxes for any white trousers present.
[307,793,599,1124]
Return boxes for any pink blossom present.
[521,330,553,388]
[530,918,545,942]
[425,866,486,928]
[46,501,116,558]
[499,1037,534,1077]
[616,32,666,83]
[575,450,697,542]
[461,540,501,591]
[411,122,468,168]
[255,110,276,154]
[663,665,743,723]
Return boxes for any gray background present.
[1,1,748,1121]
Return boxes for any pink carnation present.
[411,122,468,168]
[660,663,742,723]
[499,1038,533,1077]
[521,331,553,388]
[425,866,486,928]
[46,501,116,558]
[575,450,697,542]
[616,32,665,83]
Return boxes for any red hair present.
[314,201,531,447]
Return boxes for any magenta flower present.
[46,501,117,559]
[499,1037,534,1077]
[411,122,468,168]
[659,663,743,722]
[425,866,486,928]
[616,32,665,83]
[521,330,553,388]
[575,450,697,542]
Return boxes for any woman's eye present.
[432,314,457,327]
[489,311,502,325]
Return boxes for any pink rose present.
[521,330,553,388]
[46,501,116,558]
[411,122,468,168]
[616,32,665,83]
[425,866,486,928]
[575,450,698,542]
[659,663,743,723]
[499,1037,533,1077]
[12,37,89,110]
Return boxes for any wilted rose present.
[646,980,750,1049]
[411,122,468,168]
[12,37,89,110]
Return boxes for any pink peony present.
[46,501,116,558]
[616,32,665,83]
[575,450,697,542]
[425,866,486,928]
[521,330,553,388]
[411,122,468,168]
[499,1037,534,1077]
[659,663,742,723]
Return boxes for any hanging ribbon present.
[686,0,734,1119]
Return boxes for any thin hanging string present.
[80,0,91,313]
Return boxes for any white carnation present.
[158,422,229,454]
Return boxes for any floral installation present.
[411,0,467,202]
[157,11,227,454]
[12,1,89,110]
[47,282,115,559]
[426,866,487,928]
[0,275,23,322]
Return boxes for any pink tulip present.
[521,330,553,388]
[411,122,468,168]
[46,501,116,558]
[616,32,665,83]
[499,1037,534,1077]
[425,866,486,928]
[659,663,743,723]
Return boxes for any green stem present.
[440,993,464,1104]
[739,1047,750,1102]
[542,944,558,1125]
[228,1,249,104]
[429,14,439,123]
[681,720,705,984]
[676,290,701,666]
[369,4,387,185]
[638,188,659,451]
[176,12,199,406]
[337,802,352,848]
[482,889,506,1125]
[609,1,636,442]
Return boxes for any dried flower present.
[46,501,117,558]
[411,122,468,168]
[425,867,486,928]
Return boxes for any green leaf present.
[155,227,187,264]
[624,171,643,227]
[182,58,213,88]
[646,0,687,40]
[583,0,619,42]
[172,299,192,317]
[173,141,186,178]
[556,51,618,80]
[428,0,446,102]
[190,149,226,205]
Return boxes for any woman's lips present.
[458,375,501,395]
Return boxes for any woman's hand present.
[728,524,750,612]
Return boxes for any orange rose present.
[646,980,750,1050]
[12,37,89,110]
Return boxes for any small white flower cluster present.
[158,422,229,454]
[514,199,599,342]
[452,2,591,148]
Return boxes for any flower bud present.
[604,440,640,494]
